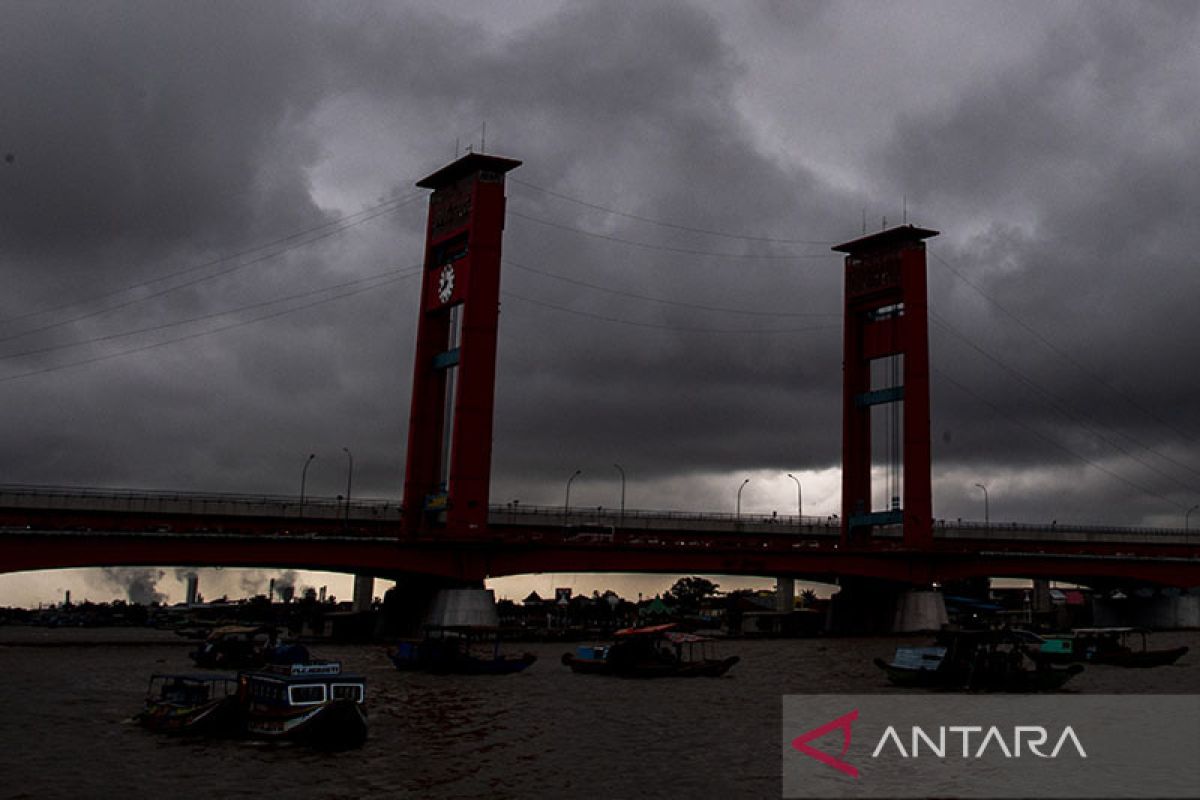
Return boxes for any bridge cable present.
[500,289,842,335]
[930,311,1200,494]
[503,258,840,319]
[931,251,1200,445]
[508,177,837,245]
[0,269,421,384]
[0,192,425,346]
[1,267,420,362]
[508,210,836,262]
[932,366,1186,510]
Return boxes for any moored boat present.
[239,660,368,750]
[1033,627,1188,668]
[561,624,739,678]
[189,625,273,669]
[390,626,537,675]
[136,673,240,735]
[875,629,1082,691]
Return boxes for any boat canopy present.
[207,625,269,639]
[614,623,676,637]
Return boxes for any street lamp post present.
[613,464,626,527]
[299,453,316,517]
[1186,504,1199,531]
[737,478,750,519]
[787,473,803,530]
[342,447,354,524]
[565,469,582,521]
[975,483,989,528]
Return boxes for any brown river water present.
[1,627,1197,799]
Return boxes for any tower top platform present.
[832,225,939,255]
[416,153,522,190]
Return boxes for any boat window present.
[331,683,364,703]
[252,682,286,702]
[288,684,327,705]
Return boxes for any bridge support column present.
[891,589,949,632]
[1031,579,1053,616]
[403,153,521,536]
[426,587,500,628]
[833,226,938,548]
[827,578,946,634]
[352,575,375,613]
[382,575,487,637]
[775,577,795,613]
[1093,590,1200,629]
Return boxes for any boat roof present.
[614,623,677,637]
[425,624,502,632]
[149,672,237,683]
[936,628,1037,644]
[1070,627,1140,634]
[207,625,270,638]
[258,660,343,677]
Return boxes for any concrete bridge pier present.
[381,575,488,638]
[352,574,375,612]
[775,577,795,612]
[1093,590,1200,629]
[827,578,947,634]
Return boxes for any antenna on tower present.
[862,208,866,234]
[903,194,907,225]
[481,121,487,153]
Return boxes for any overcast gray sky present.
[2,1,1198,605]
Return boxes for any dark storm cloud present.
[875,3,1200,523]
[1,0,1197,539]
[0,1,421,496]
[0,1,330,260]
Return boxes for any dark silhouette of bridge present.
[2,152,1199,597]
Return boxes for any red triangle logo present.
[790,709,859,779]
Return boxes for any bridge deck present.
[2,486,1198,586]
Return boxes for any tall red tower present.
[402,153,521,535]
[833,225,938,549]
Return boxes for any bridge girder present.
[4,530,1199,589]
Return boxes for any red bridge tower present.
[833,225,939,549]
[402,153,521,535]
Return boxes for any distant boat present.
[561,623,739,678]
[1031,627,1189,668]
[390,625,537,675]
[874,629,1082,691]
[189,625,273,669]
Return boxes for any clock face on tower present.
[437,264,455,304]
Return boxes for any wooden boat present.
[390,626,537,675]
[561,624,739,678]
[1033,627,1189,668]
[136,674,240,735]
[875,629,1082,691]
[238,661,368,750]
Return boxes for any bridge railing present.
[0,484,1195,543]
[487,503,840,534]
[0,484,401,521]
[935,518,1192,541]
